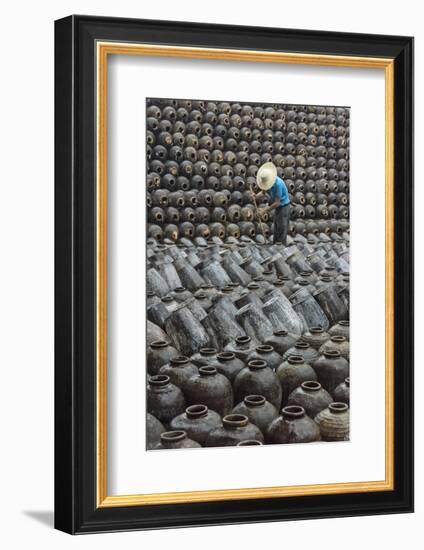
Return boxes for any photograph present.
[145,97,350,450]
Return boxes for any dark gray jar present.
[159,356,199,392]
[301,327,330,350]
[314,402,350,441]
[232,394,279,433]
[276,355,318,405]
[328,320,350,340]
[205,414,264,447]
[264,329,298,355]
[247,345,282,371]
[266,405,321,444]
[282,341,320,365]
[287,380,333,418]
[333,377,350,405]
[184,366,234,416]
[146,413,165,450]
[147,374,186,426]
[147,340,179,376]
[233,360,282,411]
[190,347,219,367]
[154,430,201,449]
[213,352,245,382]
[312,350,350,393]
[224,335,257,361]
[169,404,222,446]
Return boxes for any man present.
[255,162,291,245]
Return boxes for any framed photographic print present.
[54,15,414,533]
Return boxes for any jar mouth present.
[274,329,288,337]
[149,374,170,387]
[295,342,309,349]
[273,280,285,286]
[222,286,234,293]
[160,430,186,442]
[298,279,309,286]
[301,380,322,392]
[256,345,274,353]
[247,359,267,370]
[339,320,349,327]
[331,335,346,343]
[170,356,190,366]
[195,293,207,299]
[147,291,155,296]
[247,283,260,289]
[162,295,174,302]
[310,327,324,334]
[236,336,251,345]
[282,405,305,419]
[244,394,266,407]
[199,366,217,376]
[287,354,304,365]
[300,270,313,277]
[217,352,235,362]
[199,347,217,356]
[237,440,263,446]
[329,402,349,414]
[200,284,214,290]
[324,350,341,358]
[186,404,208,419]
[345,377,350,387]
[223,414,249,428]
[150,340,169,349]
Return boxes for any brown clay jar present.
[184,366,234,417]
[205,414,264,447]
[147,340,179,376]
[147,374,186,426]
[266,405,321,444]
[314,402,350,441]
[169,404,222,446]
[287,380,333,418]
[313,350,349,393]
[233,360,282,411]
[232,394,279,433]
[276,355,318,405]
[159,356,198,391]
[154,430,201,449]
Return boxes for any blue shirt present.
[268,176,290,207]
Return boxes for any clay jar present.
[233,360,282,411]
[301,327,330,350]
[319,335,349,360]
[147,340,179,376]
[265,329,298,355]
[154,430,201,449]
[191,347,218,367]
[276,355,318,405]
[287,380,333,418]
[146,413,165,450]
[159,356,198,391]
[205,414,264,447]
[312,350,349,393]
[333,377,350,405]
[169,404,222,446]
[213,352,245,382]
[328,319,350,340]
[315,402,350,441]
[282,341,319,365]
[147,374,186,425]
[224,335,256,361]
[184,366,234,416]
[266,405,321,444]
[232,394,279,433]
[247,345,282,371]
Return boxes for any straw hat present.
[256,162,277,191]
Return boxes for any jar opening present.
[149,374,170,387]
[331,335,346,343]
[256,345,274,353]
[150,340,169,349]
[247,359,267,370]
[324,350,341,358]
[160,430,186,442]
[237,440,263,446]
[244,395,266,407]
[223,414,249,428]
[186,404,208,419]
[301,380,321,392]
[199,347,217,356]
[339,320,349,327]
[329,402,349,414]
[199,366,217,376]
[295,342,308,349]
[310,327,324,334]
[345,377,350,387]
[236,336,251,345]
[170,356,190,366]
[282,405,305,419]
[287,354,304,364]
[217,352,235,361]
[274,329,288,337]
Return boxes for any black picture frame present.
[55,15,414,534]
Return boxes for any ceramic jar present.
[319,335,349,360]
[159,356,198,391]
[232,394,279,433]
[233,360,282,411]
[333,377,350,405]
[184,366,234,416]
[264,329,298,355]
[313,350,349,393]
[266,405,321,444]
[191,347,219,367]
[154,430,202,449]
[287,380,333,418]
[328,320,350,340]
[146,413,165,450]
[169,404,222,445]
[276,355,318,404]
[213,351,245,382]
[205,414,264,447]
[314,402,350,441]
[247,345,282,371]
[224,335,257,361]
[301,327,330,350]
[147,340,179,376]
[147,374,186,425]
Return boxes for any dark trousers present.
[273,204,290,245]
